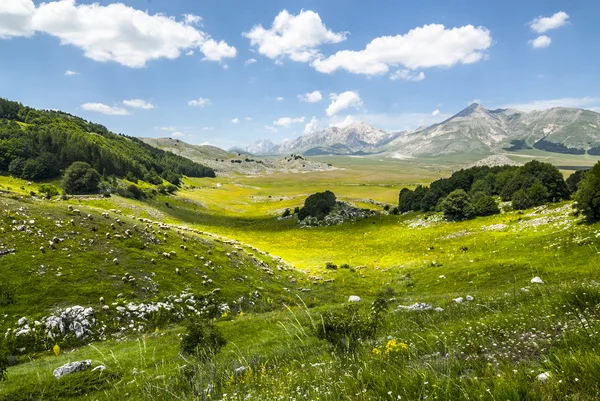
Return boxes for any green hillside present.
[0,98,215,182]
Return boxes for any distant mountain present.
[243,139,276,155]
[254,122,402,155]
[382,104,600,157]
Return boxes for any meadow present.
[2,154,600,400]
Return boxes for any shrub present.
[180,319,227,360]
[575,162,600,222]
[0,283,15,306]
[440,189,473,220]
[298,190,336,221]
[38,184,59,199]
[325,262,337,270]
[61,162,101,195]
[316,297,388,353]
[471,192,499,216]
[511,189,533,210]
[282,208,291,218]
[0,338,7,382]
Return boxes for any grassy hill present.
[2,157,600,400]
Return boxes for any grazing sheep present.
[113,258,119,265]
[176,268,180,275]
[40,246,45,253]
[68,205,74,211]
[72,209,81,215]
[151,259,155,264]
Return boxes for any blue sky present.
[1,0,599,149]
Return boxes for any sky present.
[1,0,600,149]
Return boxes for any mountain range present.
[243,104,600,157]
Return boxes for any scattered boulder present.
[398,302,432,311]
[453,297,464,303]
[53,360,92,379]
[347,295,361,302]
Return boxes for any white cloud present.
[155,126,177,131]
[123,99,154,109]
[501,97,600,112]
[390,69,425,81]
[265,125,278,132]
[431,109,440,116]
[0,0,35,38]
[188,98,211,107]
[64,69,78,76]
[185,50,194,56]
[231,118,240,124]
[81,102,130,115]
[245,58,257,65]
[467,98,482,105]
[222,63,229,70]
[298,90,323,103]
[171,132,185,137]
[529,11,569,33]
[276,96,284,101]
[183,14,202,26]
[243,9,347,63]
[203,126,215,130]
[0,0,235,67]
[326,91,363,116]
[530,35,552,48]
[273,116,305,127]
[330,115,358,128]
[304,116,319,134]
[312,24,491,76]
[244,117,253,121]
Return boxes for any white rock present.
[92,365,106,372]
[453,297,464,303]
[531,277,544,284]
[434,307,444,312]
[53,360,91,379]
[466,295,474,302]
[398,302,431,311]
[537,372,551,383]
[347,295,361,303]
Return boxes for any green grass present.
[2,158,600,400]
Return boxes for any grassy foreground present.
[2,157,600,400]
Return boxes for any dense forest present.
[399,160,572,218]
[0,98,215,182]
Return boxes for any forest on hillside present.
[0,98,215,182]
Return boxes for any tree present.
[472,192,500,216]
[298,190,337,221]
[61,161,101,194]
[38,184,59,199]
[574,162,600,222]
[440,189,473,220]
[566,169,589,193]
[512,189,533,210]
[180,319,227,361]
[529,181,550,206]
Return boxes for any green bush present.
[0,338,7,382]
[61,162,101,195]
[575,162,600,222]
[440,189,473,220]
[38,184,59,199]
[180,319,227,360]
[471,192,499,216]
[298,190,337,221]
[511,189,533,210]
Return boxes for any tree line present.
[0,98,215,185]
[398,160,573,220]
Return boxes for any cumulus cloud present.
[330,115,359,128]
[231,118,240,124]
[304,116,319,134]
[529,11,569,33]
[326,91,363,116]
[245,58,257,65]
[155,126,177,131]
[312,24,491,76]
[273,116,305,127]
[501,97,600,112]
[171,131,185,137]
[243,9,347,63]
[264,125,278,132]
[188,98,211,107]
[64,69,78,76]
[530,35,552,48]
[298,90,323,103]
[183,14,202,26]
[390,69,425,81]
[123,99,154,109]
[431,109,440,116]
[185,50,194,56]
[276,97,284,101]
[81,102,130,115]
[245,117,253,121]
[0,0,236,67]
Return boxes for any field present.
[2,155,600,400]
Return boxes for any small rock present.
[434,307,444,312]
[531,276,544,284]
[537,372,551,383]
[92,365,106,372]
[53,360,92,379]
[466,295,474,302]
[453,297,464,303]
[348,295,361,302]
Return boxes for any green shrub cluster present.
[399,160,570,216]
[298,190,337,221]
